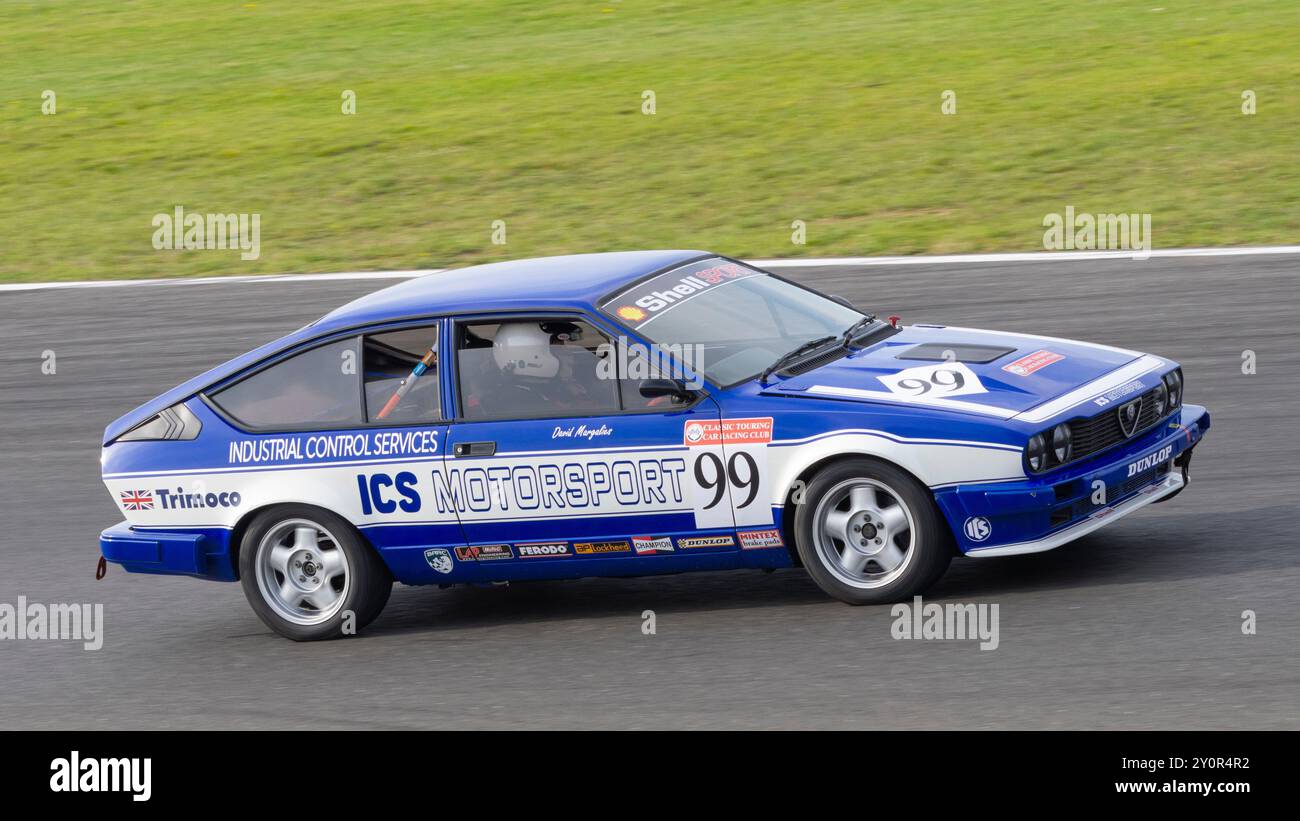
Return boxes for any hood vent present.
[897,343,1016,364]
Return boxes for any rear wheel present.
[239,506,392,641]
[794,458,951,604]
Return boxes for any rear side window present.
[363,325,441,422]
[210,339,362,428]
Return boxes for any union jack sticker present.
[120,490,154,511]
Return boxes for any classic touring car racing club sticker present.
[683,417,773,446]
[1001,350,1065,376]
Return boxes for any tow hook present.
[95,556,107,580]
[1155,449,1193,504]
[1175,449,1193,487]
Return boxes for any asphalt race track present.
[1,255,1296,729]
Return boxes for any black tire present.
[238,505,392,641]
[794,458,951,605]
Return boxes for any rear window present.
[363,325,441,422]
[209,339,362,428]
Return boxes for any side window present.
[363,325,441,422]
[210,338,361,428]
[618,343,696,411]
[457,319,620,420]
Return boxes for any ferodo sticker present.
[1002,350,1064,376]
[516,542,572,558]
[878,362,987,398]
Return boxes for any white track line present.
[5,245,1300,292]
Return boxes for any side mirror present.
[827,294,854,309]
[639,378,695,404]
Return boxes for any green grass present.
[2,0,1298,282]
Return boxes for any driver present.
[491,322,601,410]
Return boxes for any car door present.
[443,313,740,577]
[344,322,474,583]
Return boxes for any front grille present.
[1066,386,1167,462]
[1119,459,1171,498]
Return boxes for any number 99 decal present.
[877,361,987,399]
[693,451,760,510]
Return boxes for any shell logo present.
[616,305,646,321]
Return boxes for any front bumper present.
[936,404,1210,556]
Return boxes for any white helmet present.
[493,322,559,378]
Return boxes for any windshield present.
[601,258,866,385]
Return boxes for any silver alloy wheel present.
[811,478,916,588]
[254,518,351,626]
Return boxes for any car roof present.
[103,250,712,444]
[315,250,710,332]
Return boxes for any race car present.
[99,251,1209,640]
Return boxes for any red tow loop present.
[95,556,107,580]
[888,315,901,328]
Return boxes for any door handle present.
[453,441,497,457]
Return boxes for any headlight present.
[1051,423,1072,464]
[1163,369,1183,409]
[1151,381,1168,416]
[1026,433,1047,472]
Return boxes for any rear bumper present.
[937,403,1209,556]
[99,521,237,580]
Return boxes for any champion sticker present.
[632,536,675,555]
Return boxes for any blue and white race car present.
[99,251,1209,640]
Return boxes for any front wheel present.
[239,506,392,641]
[794,458,951,605]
